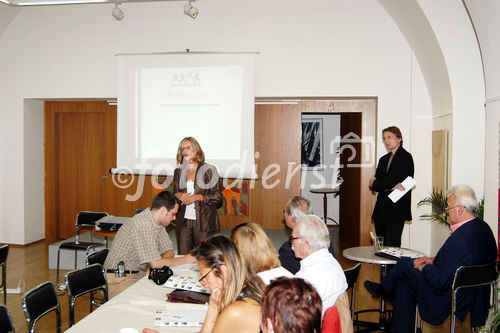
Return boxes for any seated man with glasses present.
[364,184,497,332]
[291,215,348,315]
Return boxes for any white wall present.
[24,99,45,243]
[465,0,500,247]
[301,114,341,225]
[0,0,482,254]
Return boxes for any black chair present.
[86,248,109,266]
[414,262,498,333]
[344,263,361,317]
[56,211,108,284]
[0,245,8,304]
[65,263,108,327]
[22,281,61,333]
[450,263,498,333]
[0,304,15,333]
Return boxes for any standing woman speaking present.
[173,137,223,254]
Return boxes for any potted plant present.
[417,188,449,228]
[478,302,500,333]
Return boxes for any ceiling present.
[0,0,180,5]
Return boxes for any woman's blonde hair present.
[192,235,265,311]
[230,222,281,273]
[176,137,205,165]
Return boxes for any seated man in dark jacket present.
[278,196,336,274]
[365,184,497,333]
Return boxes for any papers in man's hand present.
[388,176,416,203]
[163,273,210,294]
[154,308,205,327]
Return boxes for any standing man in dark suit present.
[369,126,414,247]
[364,185,497,332]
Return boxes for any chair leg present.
[2,264,6,304]
[57,307,62,333]
[56,248,61,284]
[350,285,356,318]
[69,300,74,327]
[73,250,78,269]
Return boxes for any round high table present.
[309,187,340,225]
[343,246,423,332]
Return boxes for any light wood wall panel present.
[249,103,302,229]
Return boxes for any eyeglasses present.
[445,205,461,213]
[289,235,300,243]
[198,266,215,283]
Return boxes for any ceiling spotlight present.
[184,0,198,19]
[112,1,124,21]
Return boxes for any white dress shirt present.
[295,248,347,313]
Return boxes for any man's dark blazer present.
[418,218,497,326]
[371,146,414,222]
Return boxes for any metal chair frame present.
[450,263,498,333]
[85,249,109,308]
[65,263,108,327]
[0,304,15,333]
[0,245,8,304]
[415,263,498,333]
[56,211,108,284]
[22,281,61,333]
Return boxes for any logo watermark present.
[111,134,375,201]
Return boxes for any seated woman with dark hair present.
[194,234,265,333]
[230,222,293,284]
[261,277,323,333]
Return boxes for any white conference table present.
[66,269,208,333]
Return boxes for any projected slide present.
[138,66,243,161]
[116,52,256,178]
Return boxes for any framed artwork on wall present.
[301,118,324,170]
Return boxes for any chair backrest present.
[22,281,60,333]
[0,304,15,333]
[65,263,108,326]
[86,248,109,266]
[76,211,108,228]
[451,263,498,333]
[452,263,498,290]
[344,263,361,290]
[0,244,8,265]
[66,263,108,300]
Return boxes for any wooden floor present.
[3,231,384,333]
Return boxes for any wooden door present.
[45,101,115,239]
[250,103,302,228]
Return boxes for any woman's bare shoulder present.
[213,300,261,333]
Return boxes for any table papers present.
[375,247,425,261]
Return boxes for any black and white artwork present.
[301,118,323,170]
